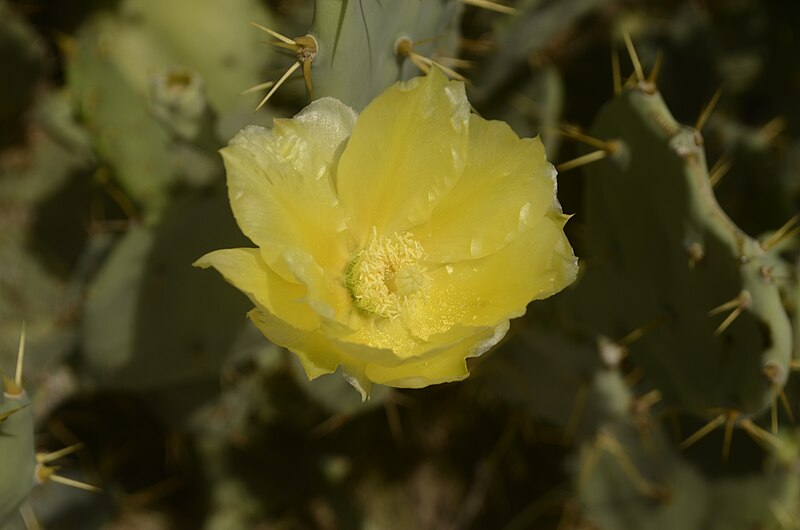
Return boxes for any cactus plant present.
[309,0,462,110]
[65,0,275,216]
[2,0,800,528]
[0,373,36,526]
[565,81,793,418]
[0,0,44,145]
[573,369,800,530]
[81,188,254,422]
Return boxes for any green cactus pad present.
[577,405,800,530]
[81,188,252,395]
[0,0,44,136]
[568,84,793,418]
[0,386,36,525]
[310,0,462,110]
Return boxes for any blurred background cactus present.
[1,0,798,528]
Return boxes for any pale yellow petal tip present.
[293,348,371,401]
[199,69,578,395]
[390,65,469,131]
[364,323,510,389]
[192,253,214,269]
[545,234,580,298]
[193,248,254,273]
[342,371,370,402]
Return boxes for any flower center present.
[345,231,428,318]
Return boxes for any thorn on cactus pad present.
[679,413,726,450]
[760,214,800,252]
[248,22,317,109]
[708,155,733,187]
[695,88,722,131]
[622,32,644,84]
[394,36,469,83]
[647,50,663,85]
[708,291,751,336]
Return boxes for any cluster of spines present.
[242,0,518,110]
[546,34,799,528]
[1,326,100,528]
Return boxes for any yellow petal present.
[336,68,470,244]
[280,247,354,326]
[331,314,423,361]
[408,214,578,337]
[413,115,556,261]
[328,314,505,367]
[248,307,373,399]
[221,98,355,278]
[364,322,509,387]
[194,248,319,331]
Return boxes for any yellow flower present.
[195,69,578,398]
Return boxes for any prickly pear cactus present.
[567,82,793,418]
[82,190,251,398]
[65,0,274,215]
[573,368,800,530]
[0,0,43,135]
[310,0,462,110]
[3,0,800,528]
[572,368,708,530]
[0,372,36,525]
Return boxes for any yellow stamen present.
[345,230,429,318]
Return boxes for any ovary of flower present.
[345,230,430,319]
[195,68,578,399]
